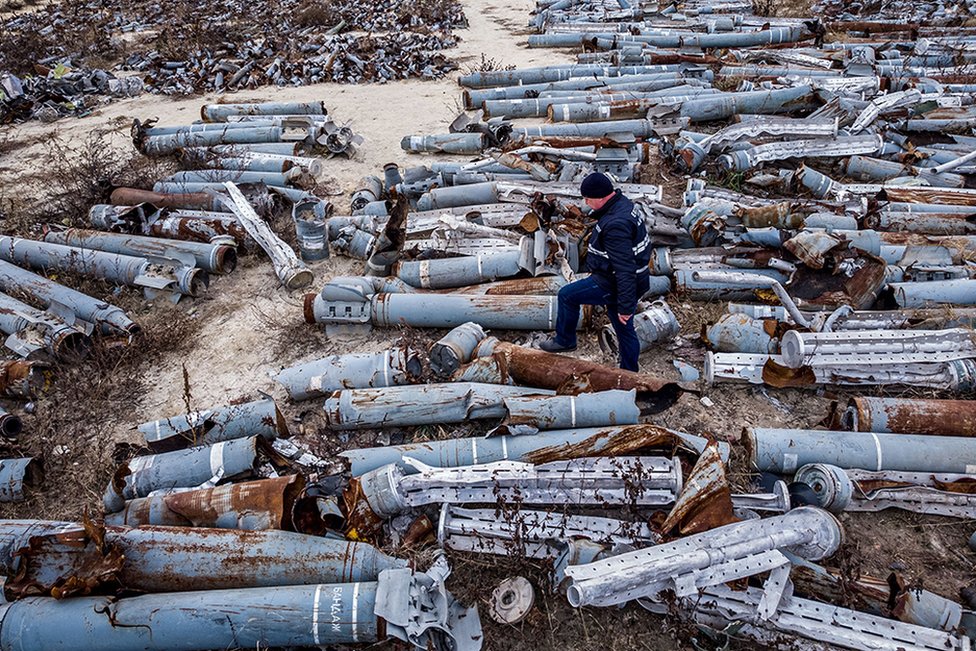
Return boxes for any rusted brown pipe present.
[103,475,305,530]
[832,396,976,437]
[463,340,682,413]
[110,188,219,211]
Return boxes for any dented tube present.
[137,398,288,453]
[103,436,261,514]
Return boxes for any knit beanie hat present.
[579,172,614,198]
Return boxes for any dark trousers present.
[553,276,641,372]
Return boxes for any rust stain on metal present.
[791,564,893,614]
[110,187,214,211]
[0,359,50,398]
[401,515,435,548]
[735,202,799,229]
[303,293,318,324]
[522,424,684,465]
[931,477,976,494]
[7,516,124,600]
[880,187,976,207]
[490,342,681,412]
[788,251,887,309]
[482,277,563,295]
[660,444,736,536]
[340,477,386,543]
[117,475,304,529]
[166,474,303,529]
[762,359,817,388]
[849,397,976,437]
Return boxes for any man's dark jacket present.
[584,190,652,316]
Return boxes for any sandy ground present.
[1,0,575,425]
[0,0,974,645]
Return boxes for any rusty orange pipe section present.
[838,396,976,437]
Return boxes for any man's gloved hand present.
[618,313,632,325]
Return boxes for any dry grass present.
[0,130,44,157]
[0,305,202,521]
[4,132,176,236]
[0,130,204,520]
[444,550,694,651]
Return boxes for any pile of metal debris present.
[0,0,465,118]
[272,0,976,649]
[0,101,360,471]
[9,320,963,650]
[0,67,143,124]
[2,0,976,649]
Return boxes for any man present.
[540,172,651,371]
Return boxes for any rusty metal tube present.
[149,215,248,246]
[103,476,303,530]
[465,340,681,409]
[1,521,407,594]
[110,188,223,211]
[840,397,976,437]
